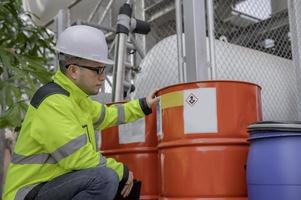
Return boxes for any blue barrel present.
[247,121,301,200]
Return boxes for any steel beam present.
[183,0,209,81]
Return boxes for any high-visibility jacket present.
[3,71,152,200]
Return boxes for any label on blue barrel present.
[184,88,218,134]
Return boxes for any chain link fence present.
[213,0,299,120]
[135,0,299,120]
[214,0,291,59]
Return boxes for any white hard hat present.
[56,25,114,65]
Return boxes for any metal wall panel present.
[288,0,301,120]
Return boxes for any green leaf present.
[0,101,28,128]
[0,0,54,129]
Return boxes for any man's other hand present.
[121,171,134,197]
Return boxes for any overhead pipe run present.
[87,0,105,22]
[98,0,115,25]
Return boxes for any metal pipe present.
[126,42,135,50]
[87,0,104,22]
[147,4,175,23]
[109,38,116,55]
[55,9,70,71]
[124,62,134,69]
[105,76,112,87]
[56,9,69,37]
[68,0,83,9]
[207,0,216,80]
[45,0,83,28]
[105,32,115,42]
[144,0,165,12]
[112,33,127,101]
[124,35,134,99]
[133,0,146,56]
[77,20,116,32]
[129,34,145,58]
[98,0,115,25]
[175,0,184,83]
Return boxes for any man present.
[3,25,159,200]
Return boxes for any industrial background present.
[1,0,301,199]
[44,0,301,121]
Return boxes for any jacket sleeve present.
[91,98,152,130]
[90,98,152,181]
[30,95,100,170]
[105,157,129,182]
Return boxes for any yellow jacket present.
[3,71,151,200]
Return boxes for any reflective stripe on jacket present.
[3,71,151,200]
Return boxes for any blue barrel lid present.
[248,121,301,132]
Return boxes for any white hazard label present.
[184,88,218,134]
[118,118,146,144]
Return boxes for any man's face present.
[68,59,106,96]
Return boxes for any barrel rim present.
[158,138,249,149]
[248,132,301,141]
[248,121,301,132]
[156,80,261,96]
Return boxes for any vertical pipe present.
[56,9,69,38]
[127,35,136,98]
[175,0,185,83]
[207,0,216,80]
[112,2,132,101]
[183,0,208,81]
[55,9,69,71]
[124,36,132,99]
[288,0,301,119]
[129,34,145,58]
[133,0,146,55]
[112,34,127,101]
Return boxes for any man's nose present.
[98,72,105,81]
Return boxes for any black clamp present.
[116,3,151,35]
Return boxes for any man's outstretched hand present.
[146,89,160,108]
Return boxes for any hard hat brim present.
[56,48,114,65]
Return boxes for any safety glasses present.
[67,64,106,75]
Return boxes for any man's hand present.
[146,89,160,108]
[121,171,134,197]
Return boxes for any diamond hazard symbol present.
[186,93,198,106]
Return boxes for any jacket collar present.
[53,70,89,104]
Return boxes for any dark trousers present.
[31,166,119,200]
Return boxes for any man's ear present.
[66,64,79,80]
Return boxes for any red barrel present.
[156,81,262,200]
[101,106,159,200]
